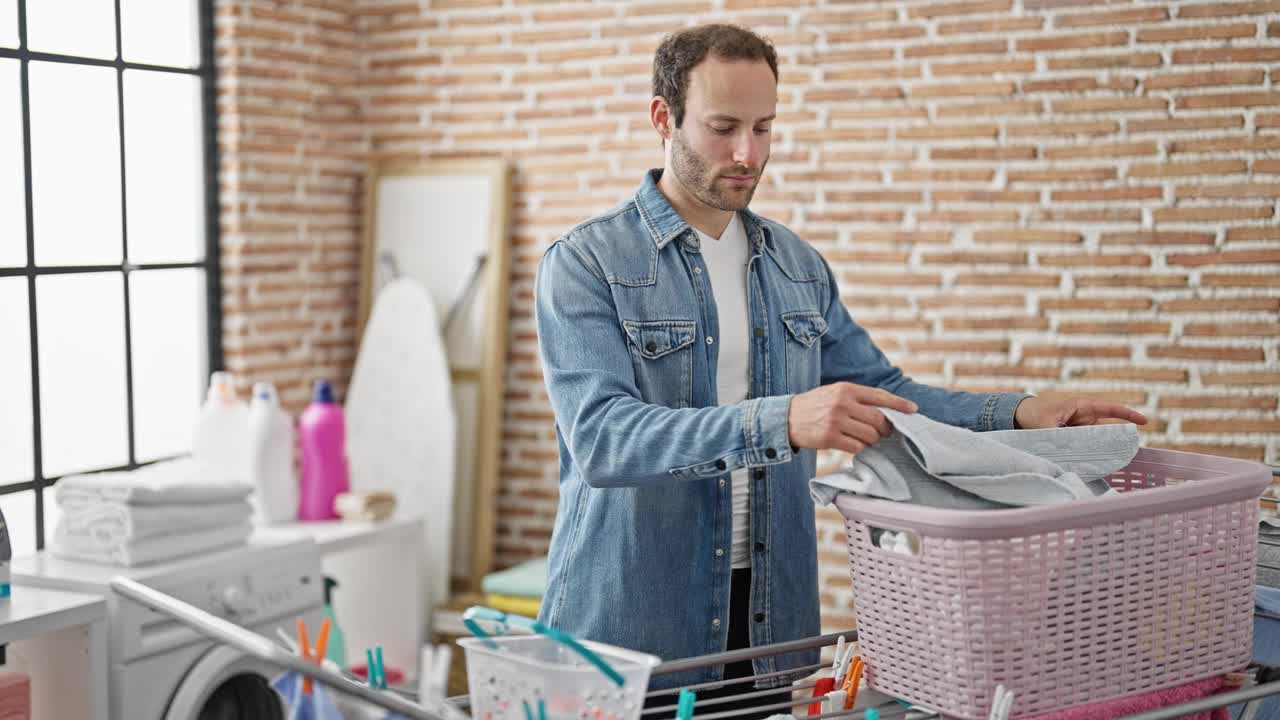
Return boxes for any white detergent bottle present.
[192,371,250,481]
[247,381,298,524]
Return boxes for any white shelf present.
[253,514,423,553]
[0,586,105,645]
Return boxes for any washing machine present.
[12,535,325,720]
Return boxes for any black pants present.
[646,569,791,720]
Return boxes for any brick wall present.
[216,1,366,410]
[219,0,1280,631]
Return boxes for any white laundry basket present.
[460,608,660,720]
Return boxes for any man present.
[533,24,1147,693]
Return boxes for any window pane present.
[130,268,205,462]
[121,0,199,69]
[0,0,16,49]
[0,279,33,486]
[0,59,24,267]
[124,70,203,264]
[27,0,115,60]
[37,273,128,477]
[0,491,38,558]
[29,61,121,266]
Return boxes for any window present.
[0,0,221,555]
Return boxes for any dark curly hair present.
[651,24,778,129]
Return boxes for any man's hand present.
[1014,395,1148,429]
[787,383,917,455]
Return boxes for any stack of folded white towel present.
[51,458,255,567]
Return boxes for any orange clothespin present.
[297,618,314,695]
[841,657,865,710]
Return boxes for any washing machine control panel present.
[111,540,325,663]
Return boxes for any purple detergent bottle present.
[297,380,350,521]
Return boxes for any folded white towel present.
[56,500,253,544]
[50,521,253,567]
[811,409,1141,510]
[55,458,252,507]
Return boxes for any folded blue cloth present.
[481,556,548,598]
[811,409,1140,510]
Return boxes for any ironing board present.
[345,277,456,612]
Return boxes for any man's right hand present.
[787,383,917,454]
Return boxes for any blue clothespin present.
[375,646,387,689]
[676,688,696,720]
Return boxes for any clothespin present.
[366,648,377,687]
[420,644,452,700]
[823,688,846,715]
[864,709,880,720]
[988,685,1014,720]
[808,677,835,716]
[842,657,865,710]
[836,645,856,686]
[297,618,313,696]
[375,646,386,689]
[675,688,696,720]
[831,636,846,680]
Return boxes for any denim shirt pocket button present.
[622,319,697,408]
[715,459,727,471]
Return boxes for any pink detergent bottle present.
[297,380,350,521]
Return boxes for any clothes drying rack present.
[113,575,1280,720]
[109,465,1280,720]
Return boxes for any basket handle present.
[462,606,626,687]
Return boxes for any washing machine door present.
[165,643,286,720]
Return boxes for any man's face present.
[668,56,777,212]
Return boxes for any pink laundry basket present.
[833,447,1273,719]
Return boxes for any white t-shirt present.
[693,213,753,569]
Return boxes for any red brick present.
[1003,119,1116,136]
[1202,272,1280,288]
[1161,297,1280,312]
[930,58,1036,76]
[1070,367,1188,383]
[1047,52,1163,70]
[1100,232,1215,246]
[1052,97,1168,114]
[973,229,1083,244]
[936,100,1043,118]
[1170,136,1280,154]
[1040,297,1153,311]
[937,16,1044,34]
[1017,31,1128,52]
[1038,252,1151,267]
[1137,23,1257,43]
[1153,205,1274,223]
[908,81,1016,98]
[1128,116,1244,133]
[1055,6,1167,28]
[1184,322,1280,337]
[904,39,1008,58]
[1180,1,1280,18]
[1044,141,1158,160]
[1022,345,1132,359]
[1176,183,1280,200]
[1129,159,1248,178]
[1173,46,1280,64]
[1052,187,1162,202]
[1147,345,1265,362]
[1007,167,1117,183]
[930,146,1037,161]
[1160,396,1277,412]
[896,124,999,140]
[1177,92,1280,110]
[933,189,1039,203]
[1167,249,1280,267]
[1228,226,1280,241]
[828,26,928,43]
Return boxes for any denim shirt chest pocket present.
[622,319,697,408]
[781,310,828,391]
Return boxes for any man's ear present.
[650,96,672,141]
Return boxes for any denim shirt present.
[534,169,1028,690]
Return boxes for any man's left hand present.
[1014,396,1148,430]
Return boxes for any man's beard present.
[669,129,767,212]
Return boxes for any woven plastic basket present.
[834,447,1272,719]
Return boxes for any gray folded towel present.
[810,408,1141,510]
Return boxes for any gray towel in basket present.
[810,408,1141,510]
